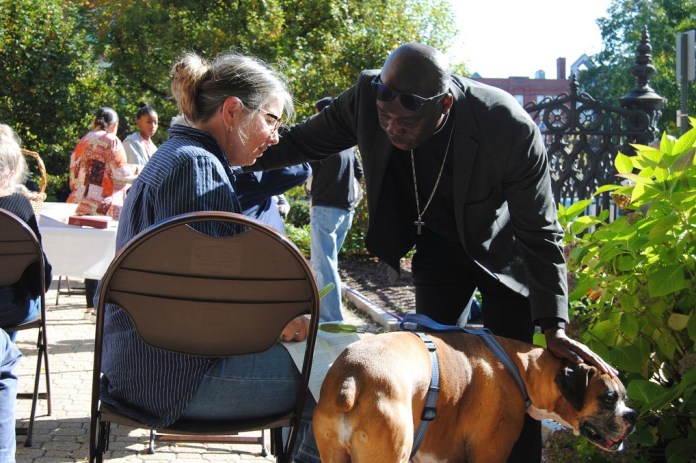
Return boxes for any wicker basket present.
[21,149,47,220]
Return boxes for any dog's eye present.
[602,392,618,408]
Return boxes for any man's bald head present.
[381,43,450,97]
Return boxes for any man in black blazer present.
[256,43,616,462]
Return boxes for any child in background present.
[123,102,159,166]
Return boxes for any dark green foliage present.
[341,195,370,256]
[286,198,310,228]
[0,0,117,187]
[1,0,457,199]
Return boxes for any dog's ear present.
[556,363,594,411]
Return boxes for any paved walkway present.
[13,279,377,463]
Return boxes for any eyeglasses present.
[261,110,282,133]
[235,97,283,134]
[371,74,449,111]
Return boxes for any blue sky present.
[450,0,612,78]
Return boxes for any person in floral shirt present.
[68,107,139,220]
[67,107,139,311]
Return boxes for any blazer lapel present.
[451,80,479,251]
[365,131,395,219]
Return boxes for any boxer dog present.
[314,331,636,462]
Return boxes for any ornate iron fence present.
[523,27,665,218]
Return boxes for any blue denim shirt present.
[99,125,241,428]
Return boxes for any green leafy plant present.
[558,120,696,462]
[342,188,370,257]
[286,197,311,229]
[285,223,310,257]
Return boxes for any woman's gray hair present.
[0,124,27,189]
[170,51,294,135]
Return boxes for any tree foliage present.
[578,0,696,134]
[1,0,456,196]
[0,0,116,188]
[90,0,457,129]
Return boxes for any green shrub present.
[558,120,696,462]
[285,182,370,257]
[285,223,310,257]
[342,194,370,256]
[287,197,310,228]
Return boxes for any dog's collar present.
[401,313,532,410]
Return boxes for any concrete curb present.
[342,286,401,331]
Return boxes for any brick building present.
[472,55,593,106]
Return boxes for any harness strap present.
[409,332,439,460]
[401,313,531,409]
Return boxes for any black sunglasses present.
[371,74,448,111]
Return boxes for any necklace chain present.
[410,122,454,235]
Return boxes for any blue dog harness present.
[400,313,532,460]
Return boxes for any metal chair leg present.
[148,429,156,454]
[14,321,50,447]
[258,428,268,456]
[55,276,63,305]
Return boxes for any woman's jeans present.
[310,205,354,323]
[181,342,321,463]
[0,287,41,341]
[0,329,21,462]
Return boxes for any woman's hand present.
[279,315,310,342]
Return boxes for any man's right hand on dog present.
[545,328,619,377]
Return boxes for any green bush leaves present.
[560,119,696,461]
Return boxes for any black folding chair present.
[0,208,52,447]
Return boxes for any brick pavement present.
[12,279,376,463]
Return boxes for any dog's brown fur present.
[314,331,635,462]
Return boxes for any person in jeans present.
[0,328,20,462]
[308,97,363,322]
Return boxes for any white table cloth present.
[38,202,118,280]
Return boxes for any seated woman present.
[99,51,318,462]
[168,114,310,234]
[0,124,53,340]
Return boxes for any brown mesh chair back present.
[89,211,320,462]
[0,208,52,447]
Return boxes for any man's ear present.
[556,363,594,411]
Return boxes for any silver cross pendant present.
[414,218,425,235]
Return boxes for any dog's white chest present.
[527,405,576,434]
